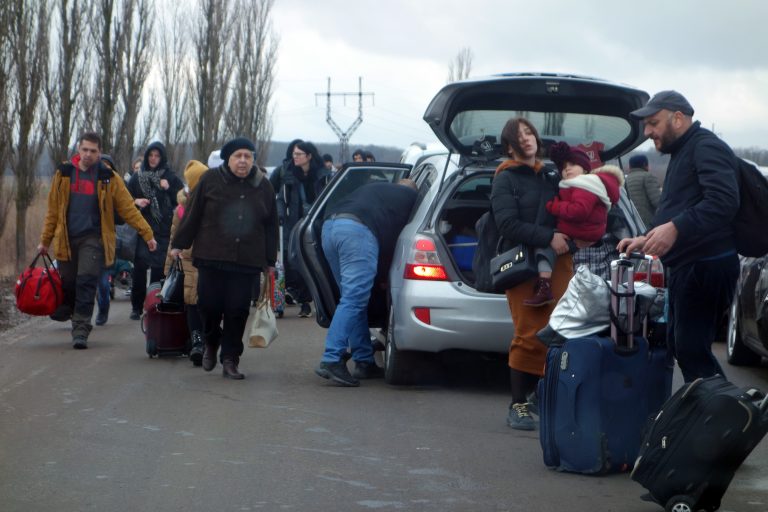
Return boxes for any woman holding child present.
[490,118,574,431]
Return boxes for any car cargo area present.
[438,172,493,288]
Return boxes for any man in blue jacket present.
[619,90,740,382]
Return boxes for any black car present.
[727,165,768,365]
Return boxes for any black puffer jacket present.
[490,162,561,250]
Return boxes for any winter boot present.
[523,278,554,307]
[189,331,204,367]
[222,356,245,380]
[202,340,220,372]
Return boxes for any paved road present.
[2,295,768,512]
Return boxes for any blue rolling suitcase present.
[538,255,673,474]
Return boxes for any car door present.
[292,163,412,328]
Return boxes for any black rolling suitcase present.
[631,374,768,512]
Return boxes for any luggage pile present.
[538,253,672,474]
[537,253,768,511]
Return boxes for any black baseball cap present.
[630,90,694,119]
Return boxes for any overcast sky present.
[268,0,768,152]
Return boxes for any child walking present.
[525,142,624,306]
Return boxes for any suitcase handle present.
[610,259,636,349]
[619,251,651,262]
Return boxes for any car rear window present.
[450,110,631,156]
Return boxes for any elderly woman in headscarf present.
[127,141,184,320]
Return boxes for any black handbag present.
[488,189,547,291]
[160,257,185,305]
[490,241,537,291]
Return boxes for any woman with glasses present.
[269,140,332,317]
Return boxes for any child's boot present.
[524,278,554,307]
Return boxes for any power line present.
[315,77,374,163]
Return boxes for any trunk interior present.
[437,172,494,288]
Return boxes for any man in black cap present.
[171,136,279,380]
[624,154,660,227]
[618,90,740,382]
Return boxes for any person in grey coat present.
[624,154,661,227]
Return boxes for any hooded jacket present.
[164,160,208,305]
[545,165,624,241]
[40,158,154,266]
[127,141,184,238]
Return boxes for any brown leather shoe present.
[222,356,244,380]
[202,342,219,372]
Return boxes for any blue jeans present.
[321,218,379,363]
[96,266,112,311]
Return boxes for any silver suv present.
[294,73,650,384]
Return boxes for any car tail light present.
[413,307,431,324]
[403,235,449,281]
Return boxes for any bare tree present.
[8,0,50,268]
[45,0,91,163]
[190,0,235,158]
[157,4,191,172]
[544,113,565,137]
[89,0,122,153]
[0,4,16,241]
[447,47,473,83]
[113,0,155,172]
[89,0,155,170]
[225,0,278,166]
[135,89,159,163]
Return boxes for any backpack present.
[733,159,768,257]
[472,210,499,293]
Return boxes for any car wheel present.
[726,298,761,366]
[665,495,695,512]
[384,305,421,385]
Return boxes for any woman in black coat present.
[127,141,184,319]
[491,118,574,431]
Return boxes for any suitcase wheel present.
[665,495,695,512]
[146,339,157,358]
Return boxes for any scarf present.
[495,159,543,176]
[137,168,165,225]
